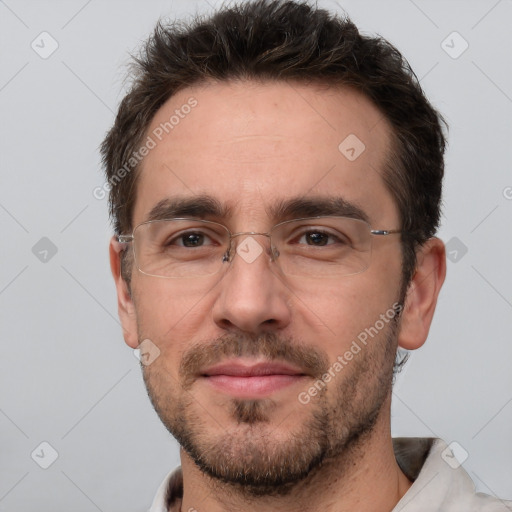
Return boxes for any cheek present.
[288,273,400,359]
[134,276,215,322]
[132,278,216,362]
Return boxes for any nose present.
[212,234,292,334]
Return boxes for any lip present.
[200,360,308,398]
[203,360,307,377]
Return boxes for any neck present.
[179,406,412,512]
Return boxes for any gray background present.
[1,0,511,510]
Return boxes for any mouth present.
[200,359,309,398]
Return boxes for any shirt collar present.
[148,438,506,512]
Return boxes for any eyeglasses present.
[117,216,403,279]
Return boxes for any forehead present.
[133,79,398,228]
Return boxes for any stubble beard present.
[142,319,399,498]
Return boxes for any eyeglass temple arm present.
[117,235,133,243]
[370,229,402,236]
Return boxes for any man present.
[101,1,510,510]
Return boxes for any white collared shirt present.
[149,438,511,511]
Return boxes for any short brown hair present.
[100,0,447,289]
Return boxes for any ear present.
[109,236,139,349]
[398,237,446,350]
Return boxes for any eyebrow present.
[268,195,369,223]
[144,194,369,224]
[145,195,232,222]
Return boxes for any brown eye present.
[295,229,347,247]
[303,232,330,246]
[178,232,207,247]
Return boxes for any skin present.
[110,80,446,512]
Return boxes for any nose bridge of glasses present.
[226,231,278,262]
[230,230,271,240]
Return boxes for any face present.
[124,80,405,495]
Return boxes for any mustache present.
[179,332,329,389]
